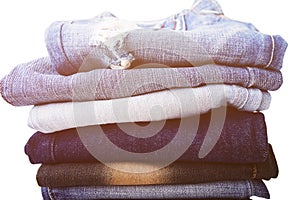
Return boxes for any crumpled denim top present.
[45,0,287,75]
[137,0,256,31]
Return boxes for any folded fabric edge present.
[40,180,270,199]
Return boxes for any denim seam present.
[47,187,55,200]
[240,90,249,109]
[265,35,275,68]
[59,23,77,72]
[50,134,56,162]
[246,180,253,197]
[245,67,255,87]
[257,90,265,111]
[234,86,248,109]
[252,164,258,179]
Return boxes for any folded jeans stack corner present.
[1,0,287,199]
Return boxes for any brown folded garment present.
[37,145,278,187]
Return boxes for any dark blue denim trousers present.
[25,108,268,164]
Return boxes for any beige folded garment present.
[28,84,270,133]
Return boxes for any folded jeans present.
[0,57,282,106]
[27,84,271,133]
[36,145,278,187]
[45,0,287,75]
[25,108,269,164]
[41,180,270,199]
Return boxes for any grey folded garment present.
[45,0,287,75]
[0,57,282,106]
[41,180,270,199]
[28,84,271,133]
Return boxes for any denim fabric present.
[41,180,270,199]
[25,108,269,164]
[0,57,282,106]
[45,0,287,75]
[135,0,226,30]
[28,84,271,133]
[36,145,277,187]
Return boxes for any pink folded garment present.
[1,57,281,106]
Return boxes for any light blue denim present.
[137,0,256,31]
[45,0,288,75]
[41,180,270,200]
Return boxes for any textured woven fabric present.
[25,108,269,164]
[36,145,278,187]
[0,57,282,106]
[28,84,271,133]
[45,0,287,75]
[41,180,270,199]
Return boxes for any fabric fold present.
[44,0,287,75]
[0,57,282,106]
[36,145,277,187]
[41,180,270,199]
[0,1,285,200]
[25,108,269,164]
[27,84,271,133]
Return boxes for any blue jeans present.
[45,0,287,75]
[41,180,269,200]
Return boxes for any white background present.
[0,0,298,199]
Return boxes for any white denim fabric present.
[28,84,270,133]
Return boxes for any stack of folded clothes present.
[0,0,287,199]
